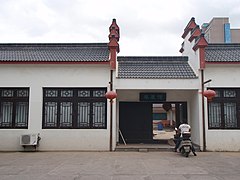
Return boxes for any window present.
[153,113,167,120]
[0,88,29,128]
[43,88,107,129]
[208,88,240,129]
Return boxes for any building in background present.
[202,17,240,43]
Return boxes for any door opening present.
[152,102,187,142]
[152,103,175,141]
[119,102,153,143]
[119,102,187,144]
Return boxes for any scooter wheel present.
[180,148,184,155]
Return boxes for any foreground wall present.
[0,64,111,151]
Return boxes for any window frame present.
[208,88,240,129]
[0,88,29,129]
[42,87,107,129]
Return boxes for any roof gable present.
[182,17,197,39]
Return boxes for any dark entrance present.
[119,102,187,144]
[119,102,153,143]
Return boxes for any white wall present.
[115,78,199,90]
[189,91,202,148]
[182,32,200,75]
[205,64,240,87]
[207,130,240,151]
[204,64,240,151]
[0,64,111,151]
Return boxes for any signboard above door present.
[139,93,166,102]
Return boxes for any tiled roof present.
[0,43,109,62]
[118,56,197,79]
[205,43,240,62]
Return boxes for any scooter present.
[174,128,195,157]
[178,132,193,157]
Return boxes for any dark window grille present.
[224,103,237,128]
[208,102,221,128]
[78,90,90,97]
[93,90,106,97]
[2,90,14,97]
[61,90,73,97]
[208,88,240,129]
[15,102,29,127]
[46,90,58,97]
[0,102,13,127]
[60,102,73,127]
[43,88,107,129]
[214,90,221,97]
[17,90,29,97]
[77,102,90,128]
[44,102,58,127]
[223,90,236,98]
[0,88,29,129]
[92,102,106,128]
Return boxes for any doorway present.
[119,102,187,144]
[152,103,187,142]
[119,102,153,143]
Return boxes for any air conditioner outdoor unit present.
[20,134,39,146]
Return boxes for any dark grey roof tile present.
[0,43,109,62]
[205,43,240,62]
[117,56,197,79]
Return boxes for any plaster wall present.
[182,32,200,75]
[204,65,240,151]
[115,78,199,90]
[207,130,240,151]
[205,65,240,87]
[0,64,111,151]
[189,91,202,148]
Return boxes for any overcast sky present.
[0,0,240,56]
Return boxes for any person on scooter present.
[174,122,197,156]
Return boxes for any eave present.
[181,17,197,39]
[0,61,110,65]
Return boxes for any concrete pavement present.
[0,151,240,180]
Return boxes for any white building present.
[0,18,239,152]
[181,17,240,151]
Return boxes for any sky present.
[0,0,240,56]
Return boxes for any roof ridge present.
[0,43,108,48]
[207,43,240,48]
[118,56,187,58]
[118,56,188,61]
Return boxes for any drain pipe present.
[201,69,206,152]
[201,70,212,151]
[106,70,117,151]
[109,70,113,151]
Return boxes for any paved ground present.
[0,151,240,180]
